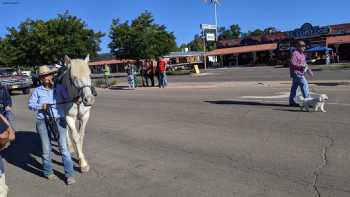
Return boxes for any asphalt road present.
[3,67,350,197]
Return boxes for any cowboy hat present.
[38,65,58,76]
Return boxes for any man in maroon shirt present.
[289,41,314,106]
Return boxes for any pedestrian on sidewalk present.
[147,61,155,87]
[289,41,314,107]
[103,64,111,88]
[141,61,149,87]
[157,58,167,88]
[126,62,136,90]
[28,65,76,185]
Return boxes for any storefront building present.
[210,23,350,66]
[89,59,136,74]
[164,50,204,69]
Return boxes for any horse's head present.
[64,55,96,106]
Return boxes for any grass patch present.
[167,70,192,76]
[93,78,117,88]
[93,79,105,87]
[313,63,350,71]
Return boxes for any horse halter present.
[58,66,97,106]
[70,76,97,106]
[74,84,97,106]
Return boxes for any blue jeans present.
[289,75,310,105]
[36,118,74,178]
[128,75,135,89]
[1,110,15,126]
[159,72,167,88]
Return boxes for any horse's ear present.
[64,55,71,65]
[85,54,90,63]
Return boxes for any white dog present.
[298,94,329,112]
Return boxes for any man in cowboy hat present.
[28,65,76,185]
[289,40,314,107]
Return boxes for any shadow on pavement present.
[205,100,288,107]
[109,86,132,90]
[273,108,303,112]
[310,82,350,86]
[2,131,70,180]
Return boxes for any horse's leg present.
[76,110,91,172]
[79,110,91,148]
[66,126,75,153]
[66,115,88,173]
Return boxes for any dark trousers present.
[149,74,155,87]
[143,74,149,87]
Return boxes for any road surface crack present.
[312,135,334,197]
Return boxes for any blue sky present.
[1,0,350,53]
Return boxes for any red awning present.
[206,43,277,56]
[89,59,135,66]
[327,35,350,45]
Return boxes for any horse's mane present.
[70,59,91,80]
[59,55,91,100]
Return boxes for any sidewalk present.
[99,80,350,91]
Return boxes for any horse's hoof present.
[80,165,90,173]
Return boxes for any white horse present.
[60,55,96,173]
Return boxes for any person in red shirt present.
[157,58,167,88]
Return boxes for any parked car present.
[0,67,32,94]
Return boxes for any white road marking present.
[241,92,290,99]
[239,91,350,106]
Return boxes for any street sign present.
[206,33,216,41]
[193,65,200,74]
[200,24,217,30]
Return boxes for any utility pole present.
[214,1,218,41]
[202,29,207,70]
[204,0,220,41]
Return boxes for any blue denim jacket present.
[28,84,69,120]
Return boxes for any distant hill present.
[92,53,115,61]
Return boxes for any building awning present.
[206,43,277,56]
[89,59,134,66]
[164,51,204,58]
[327,35,350,45]
[306,47,333,52]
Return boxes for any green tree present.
[263,27,279,34]
[218,24,241,40]
[0,11,104,67]
[187,34,204,51]
[246,29,264,37]
[109,11,177,60]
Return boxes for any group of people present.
[126,58,169,89]
[0,65,78,197]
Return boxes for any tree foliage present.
[246,29,264,37]
[184,34,204,51]
[218,24,241,40]
[0,11,104,67]
[109,11,177,60]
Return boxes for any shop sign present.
[200,24,217,30]
[286,23,330,39]
[206,33,216,41]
